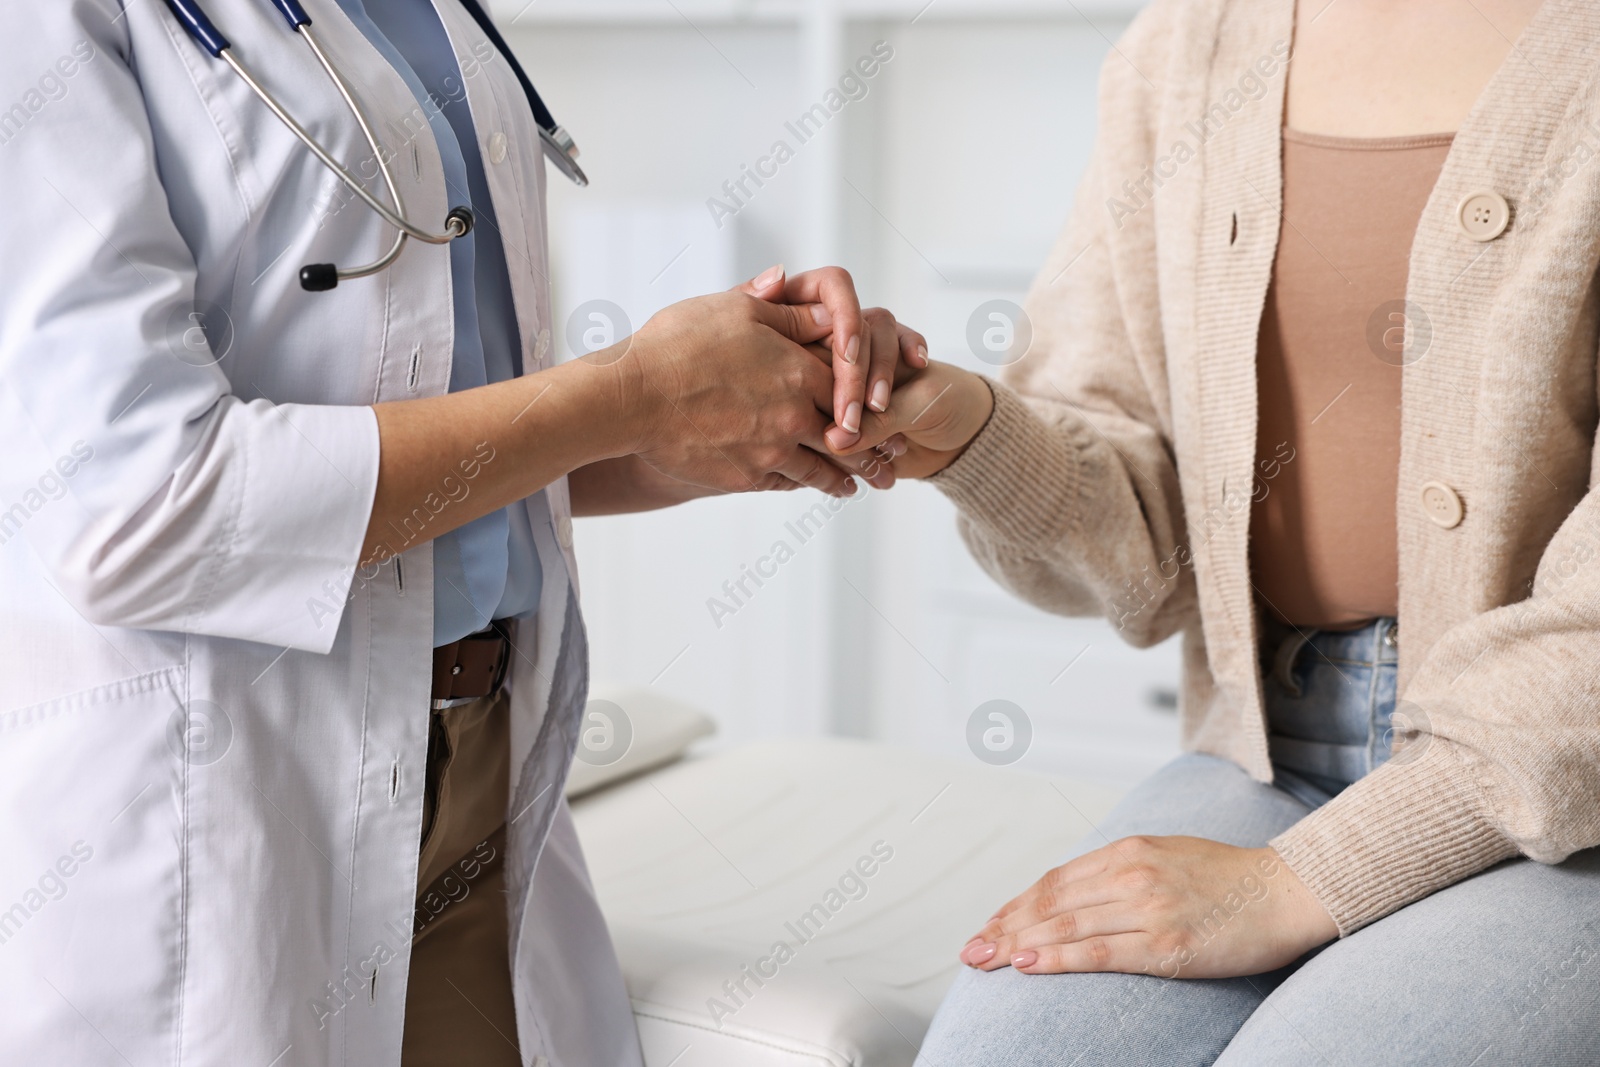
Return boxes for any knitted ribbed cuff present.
[929,379,1083,552]
[1270,743,1518,936]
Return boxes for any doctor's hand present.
[959,836,1337,981]
[604,289,888,498]
[735,265,929,446]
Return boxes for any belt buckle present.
[430,620,515,709]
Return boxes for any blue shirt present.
[334,0,541,646]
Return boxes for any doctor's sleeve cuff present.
[1268,742,1518,936]
[194,400,381,656]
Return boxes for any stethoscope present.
[161,0,587,292]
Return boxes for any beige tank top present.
[1250,128,1454,630]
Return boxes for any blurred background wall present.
[492,0,1180,790]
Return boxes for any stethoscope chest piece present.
[540,125,588,188]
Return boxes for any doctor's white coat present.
[0,2,642,1064]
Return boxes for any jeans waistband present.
[1258,613,1400,804]
[1258,614,1398,686]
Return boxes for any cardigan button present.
[1456,191,1510,242]
[556,514,574,549]
[1420,481,1464,528]
[487,131,509,165]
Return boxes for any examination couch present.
[567,685,1122,1067]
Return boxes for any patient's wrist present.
[950,370,996,453]
[912,368,995,477]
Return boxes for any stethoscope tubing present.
[165,0,465,243]
[223,38,461,243]
[291,23,411,280]
[161,0,482,288]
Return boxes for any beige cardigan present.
[935,0,1600,934]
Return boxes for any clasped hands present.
[598,263,994,499]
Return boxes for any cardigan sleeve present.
[1272,476,1600,934]
[930,3,1198,650]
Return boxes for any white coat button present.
[1456,191,1510,242]
[556,515,574,549]
[487,131,508,165]
[1420,481,1464,528]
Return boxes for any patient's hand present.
[826,359,996,480]
[959,836,1337,980]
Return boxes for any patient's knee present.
[918,965,1267,1067]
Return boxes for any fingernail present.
[843,401,862,435]
[963,942,997,965]
[826,427,859,451]
[753,264,784,290]
[843,335,860,365]
[869,379,890,412]
[916,344,929,366]
[810,304,832,328]
[841,478,857,496]
[1011,950,1038,969]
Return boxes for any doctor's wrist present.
[511,355,645,470]
[598,333,668,458]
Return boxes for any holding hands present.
[735,267,998,483]
[597,264,932,502]
[600,262,995,504]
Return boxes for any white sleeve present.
[0,1,379,654]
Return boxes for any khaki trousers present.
[400,690,521,1066]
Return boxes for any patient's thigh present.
[1073,752,1314,852]
[915,754,1312,1067]
[1215,848,1600,1067]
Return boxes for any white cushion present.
[570,738,1122,1067]
[565,683,718,799]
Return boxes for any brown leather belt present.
[431,621,514,707]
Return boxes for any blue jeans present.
[917,617,1600,1066]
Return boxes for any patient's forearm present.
[362,359,630,563]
